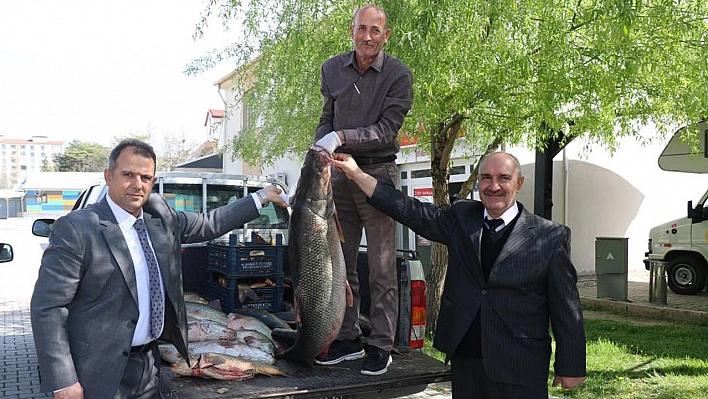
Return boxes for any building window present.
[411,169,432,179]
[451,165,466,175]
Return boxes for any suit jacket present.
[368,184,586,386]
[30,193,260,398]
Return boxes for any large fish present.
[277,148,348,363]
[171,353,287,380]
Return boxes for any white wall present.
[511,131,708,275]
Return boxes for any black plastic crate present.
[206,273,284,313]
[207,242,285,277]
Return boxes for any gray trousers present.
[331,161,399,351]
[115,345,176,399]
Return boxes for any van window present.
[156,183,203,212]
[207,184,244,212]
[152,182,289,229]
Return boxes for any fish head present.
[170,355,207,376]
[294,148,331,204]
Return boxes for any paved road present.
[0,216,454,399]
[0,217,51,398]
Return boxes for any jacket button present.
[481,290,488,295]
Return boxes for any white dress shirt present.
[106,195,165,346]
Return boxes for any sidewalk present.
[578,271,708,324]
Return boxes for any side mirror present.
[0,243,13,263]
[32,219,55,238]
[688,200,705,223]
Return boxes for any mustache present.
[483,189,504,196]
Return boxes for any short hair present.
[353,4,389,30]
[478,152,523,178]
[107,139,157,172]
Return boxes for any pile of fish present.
[161,296,291,381]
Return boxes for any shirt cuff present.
[250,193,263,210]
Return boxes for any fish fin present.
[292,290,301,324]
[345,280,354,307]
[333,207,345,243]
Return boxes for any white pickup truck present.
[32,171,450,398]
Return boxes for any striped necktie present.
[133,219,164,340]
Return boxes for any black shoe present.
[314,338,365,365]
[361,345,392,376]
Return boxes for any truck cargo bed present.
[163,349,451,398]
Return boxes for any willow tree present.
[189,0,708,335]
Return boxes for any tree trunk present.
[425,120,503,337]
[425,116,462,336]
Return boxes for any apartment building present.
[0,136,64,188]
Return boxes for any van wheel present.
[667,255,707,295]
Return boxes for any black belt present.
[130,341,156,353]
[353,155,396,165]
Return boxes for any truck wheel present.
[667,255,707,295]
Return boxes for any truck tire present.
[667,255,707,295]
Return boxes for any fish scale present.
[278,149,347,363]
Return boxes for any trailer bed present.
[163,349,451,399]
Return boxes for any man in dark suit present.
[332,151,586,398]
[30,139,288,399]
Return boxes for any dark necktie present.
[133,219,164,340]
[485,218,504,233]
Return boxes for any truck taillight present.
[409,280,426,349]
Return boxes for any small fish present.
[159,343,185,364]
[237,283,259,303]
[186,301,228,325]
[231,308,293,330]
[187,320,237,342]
[190,340,275,365]
[184,291,209,305]
[172,352,288,380]
[249,278,276,289]
[171,353,256,381]
[233,329,276,355]
[227,313,273,340]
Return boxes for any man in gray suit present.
[31,139,288,399]
[332,151,586,398]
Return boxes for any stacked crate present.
[206,233,285,313]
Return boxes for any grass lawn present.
[424,310,708,398]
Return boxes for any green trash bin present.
[595,237,628,301]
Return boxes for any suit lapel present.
[96,199,140,307]
[494,208,536,267]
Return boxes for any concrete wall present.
[512,133,708,275]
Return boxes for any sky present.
[0,1,237,147]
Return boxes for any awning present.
[173,153,223,172]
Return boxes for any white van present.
[645,121,708,294]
